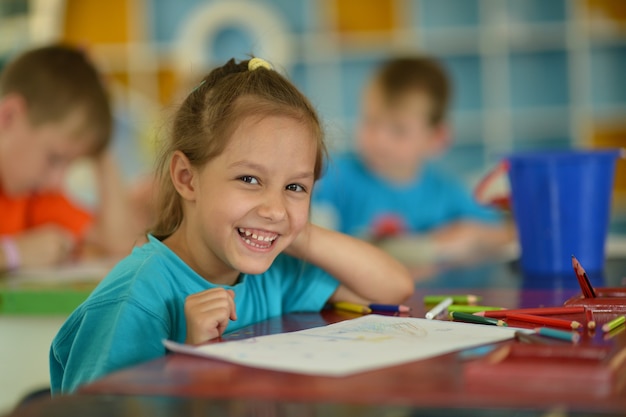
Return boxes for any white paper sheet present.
[2,260,114,287]
[164,315,516,376]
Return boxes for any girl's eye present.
[286,183,306,193]
[240,176,259,185]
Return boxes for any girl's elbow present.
[388,268,414,303]
[398,273,415,301]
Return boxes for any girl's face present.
[171,114,317,284]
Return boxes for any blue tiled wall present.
[440,55,483,112]
[590,46,626,109]
[506,0,566,23]
[144,0,625,226]
[509,51,570,108]
[415,0,480,28]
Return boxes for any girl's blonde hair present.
[151,58,325,239]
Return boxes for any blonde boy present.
[313,57,514,265]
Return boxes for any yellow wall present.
[62,0,130,44]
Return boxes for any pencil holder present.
[563,287,626,314]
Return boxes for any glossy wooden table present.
[9,260,626,416]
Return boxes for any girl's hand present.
[184,288,237,344]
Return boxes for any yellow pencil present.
[333,302,372,314]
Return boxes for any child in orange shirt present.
[0,45,138,271]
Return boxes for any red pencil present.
[571,255,596,298]
[571,256,591,298]
[476,306,585,319]
[586,308,596,330]
[505,313,582,330]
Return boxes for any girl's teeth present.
[244,238,270,249]
[239,228,276,243]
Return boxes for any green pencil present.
[450,311,507,327]
[602,315,626,333]
[447,305,505,314]
[424,294,482,305]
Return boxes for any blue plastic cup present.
[507,149,620,274]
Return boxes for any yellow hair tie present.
[248,57,272,71]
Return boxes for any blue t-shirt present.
[312,153,500,237]
[50,235,339,394]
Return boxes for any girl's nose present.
[257,190,287,222]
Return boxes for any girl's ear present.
[170,150,197,201]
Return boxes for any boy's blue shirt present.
[312,153,500,237]
[50,235,339,394]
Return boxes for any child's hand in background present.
[429,222,481,261]
[184,287,237,344]
[428,221,515,264]
[15,225,75,268]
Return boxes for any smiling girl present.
[50,58,413,394]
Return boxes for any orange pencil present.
[477,306,585,319]
[505,313,582,330]
[571,255,596,298]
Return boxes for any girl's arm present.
[286,223,414,304]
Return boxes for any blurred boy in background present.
[312,56,515,268]
[0,45,139,271]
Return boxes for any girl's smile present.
[237,227,279,251]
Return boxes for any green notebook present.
[0,262,109,315]
[0,288,95,315]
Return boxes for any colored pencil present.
[514,330,553,345]
[477,306,585,318]
[425,297,453,320]
[369,303,411,313]
[448,305,505,314]
[535,327,581,343]
[602,315,626,333]
[506,313,582,330]
[333,302,372,314]
[586,308,596,330]
[450,311,507,326]
[423,294,481,305]
[571,255,596,298]
[604,324,626,341]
